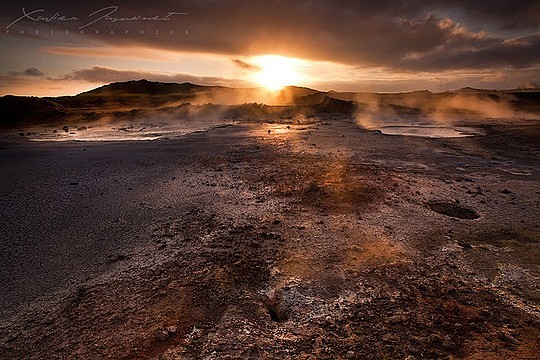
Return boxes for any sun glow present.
[251,55,303,91]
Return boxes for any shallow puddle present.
[376,125,481,138]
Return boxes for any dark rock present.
[457,241,473,249]
[442,340,456,349]
[155,329,169,341]
[62,126,69,132]
[113,254,128,262]
[498,331,520,344]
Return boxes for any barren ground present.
[0,117,539,359]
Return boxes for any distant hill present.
[80,79,210,96]
[56,80,220,109]
[0,95,70,127]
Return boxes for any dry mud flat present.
[0,118,539,359]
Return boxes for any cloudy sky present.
[0,0,539,96]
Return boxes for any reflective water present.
[376,125,481,138]
[25,122,232,142]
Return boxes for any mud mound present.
[428,201,480,219]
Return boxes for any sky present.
[0,0,539,96]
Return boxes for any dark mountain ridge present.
[1,80,538,129]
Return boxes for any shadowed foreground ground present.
[0,118,539,359]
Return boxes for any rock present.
[442,335,455,349]
[429,334,442,344]
[155,329,169,341]
[501,188,512,194]
[457,241,472,249]
[42,317,55,325]
[18,133,24,136]
[62,126,69,132]
[346,350,355,359]
[498,331,520,344]
[387,315,408,324]
[154,290,167,298]
[442,340,456,349]
[167,326,177,334]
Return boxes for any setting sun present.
[251,55,303,90]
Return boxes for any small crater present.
[261,289,289,323]
[428,201,479,220]
[108,254,130,263]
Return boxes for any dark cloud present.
[397,32,540,71]
[435,0,540,30]
[0,1,538,75]
[232,59,260,71]
[23,67,44,76]
[6,67,45,77]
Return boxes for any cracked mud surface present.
[1,118,539,359]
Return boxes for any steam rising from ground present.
[353,90,536,130]
[7,83,539,141]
